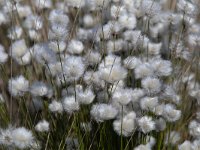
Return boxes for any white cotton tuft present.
[134,144,151,150]
[162,104,181,122]
[134,63,154,79]
[112,88,133,105]
[67,39,84,54]
[90,103,118,122]
[12,127,34,149]
[113,111,136,137]
[83,71,105,88]
[85,50,101,65]
[8,26,23,40]
[48,24,68,40]
[87,0,111,10]
[14,50,33,65]
[110,5,126,19]
[83,14,95,27]
[66,0,85,7]
[131,88,145,103]
[98,56,127,83]
[15,4,32,18]
[189,120,200,138]
[140,97,159,111]
[118,14,137,30]
[33,44,57,65]
[178,141,192,150]
[49,9,69,27]
[123,56,142,70]
[150,59,172,77]
[49,40,66,53]
[30,81,52,98]
[62,96,80,114]
[141,77,161,94]
[23,15,43,30]
[35,120,49,132]
[107,39,124,53]
[8,75,29,97]
[99,65,127,83]
[10,39,27,58]
[76,88,95,105]
[49,100,63,113]
[63,56,85,82]
[0,127,14,146]
[138,116,155,134]
[33,0,52,9]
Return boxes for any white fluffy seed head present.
[112,88,132,105]
[33,44,57,65]
[135,63,154,79]
[134,144,151,150]
[62,96,80,114]
[83,14,95,27]
[15,4,32,18]
[189,120,200,138]
[118,14,137,30]
[63,56,85,82]
[0,127,14,146]
[23,15,43,30]
[12,127,34,149]
[178,140,192,150]
[163,104,181,122]
[87,0,111,10]
[49,40,66,53]
[107,39,124,53]
[48,24,68,40]
[85,50,101,65]
[141,77,161,94]
[66,0,85,7]
[110,5,126,19]
[49,100,63,113]
[150,59,172,77]
[49,9,69,27]
[8,26,23,40]
[35,120,49,132]
[30,82,51,97]
[76,88,95,105]
[138,116,155,134]
[67,39,84,54]
[14,50,32,65]
[140,97,159,111]
[8,75,29,97]
[123,56,142,69]
[90,103,118,122]
[10,39,27,58]
[99,65,127,83]
[83,71,105,88]
[33,0,52,9]
[113,111,136,137]
[131,88,145,103]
